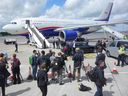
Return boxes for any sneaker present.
[116,64,120,66]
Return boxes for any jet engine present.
[59,30,78,41]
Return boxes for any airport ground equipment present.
[25,24,50,48]
[4,38,16,45]
[106,40,128,64]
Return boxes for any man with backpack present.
[10,54,21,84]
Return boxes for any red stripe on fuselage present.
[39,26,62,31]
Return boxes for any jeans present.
[94,84,103,96]
[32,65,37,80]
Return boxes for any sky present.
[0,0,128,31]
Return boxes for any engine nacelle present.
[59,30,78,41]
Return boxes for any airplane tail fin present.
[95,2,113,21]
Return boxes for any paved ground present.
[0,36,128,96]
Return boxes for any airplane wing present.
[55,20,128,31]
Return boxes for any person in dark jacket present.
[0,53,8,96]
[37,50,46,68]
[72,48,83,82]
[94,60,106,96]
[95,47,107,69]
[32,50,38,80]
[95,40,103,54]
[37,64,48,96]
[45,50,53,71]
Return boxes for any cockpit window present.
[11,22,17,24]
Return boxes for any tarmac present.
[0,36,128,96]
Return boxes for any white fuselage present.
[3,17,101,35]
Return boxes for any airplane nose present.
[2,25,6,30]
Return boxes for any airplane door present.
[26,20,30,26]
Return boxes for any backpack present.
[86,67,98,82]
[79,83,92,91]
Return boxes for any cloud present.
[0,0,128,31]
[0,0,47,30]
[44,0,128,20]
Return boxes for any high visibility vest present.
[29,56,32,65]
[123,35,128,40]
[118,47,125,54]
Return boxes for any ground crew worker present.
[123,35,128,40]
[117,45,126,67]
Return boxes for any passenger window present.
[109,42,116,47]
[117,42,121,47]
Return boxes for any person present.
[37,64,48,96]
[117,45,126,67]
[15,42,18,52]
[10,54,21,84]
[43,40,46,49]
[95,40,103,54]
[50,52,56,80]
[102,40,106,52]
[37,50,46,68]
[95,47,107,69]
[45,50,52,71]
[94,60,106,96]
[72,48,83,82]
[56,38,61,49]
[28,54,33,80]
[0,53,8,96]
[55,52,65,85]
[31,50,38,80]
[0,52,10,86]
[53,38,56,48]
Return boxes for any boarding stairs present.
[25,24,50,48]
[102,26,125,39]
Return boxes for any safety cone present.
[111,67,118,74]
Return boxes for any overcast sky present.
[0,0,128,31]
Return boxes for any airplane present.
[2,2,128,45]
